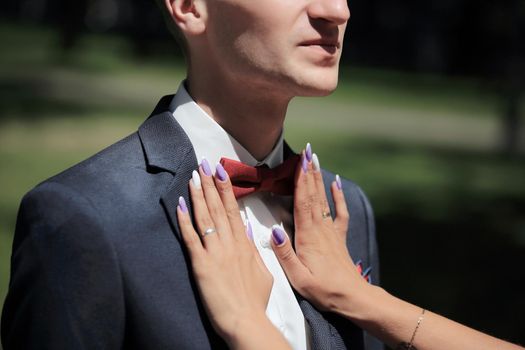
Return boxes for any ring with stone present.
[203,227,217,236]
[321,211,331,219]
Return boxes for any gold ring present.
[321,211,331,219]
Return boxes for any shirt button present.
[260,238,271,249]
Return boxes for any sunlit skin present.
[165,0,350,160]
[202,0,349,98]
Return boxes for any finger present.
[199,158,233,243]
[311,153,332,224]
[245,220,268,273]
[331,174,349,240]
[270,225,312,293]
[214,163,248,244]
[293,151,313,230]
[189,173,220,248]
[305,146,321,223]
[176,196,204,258]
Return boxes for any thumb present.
[271,225,311,289]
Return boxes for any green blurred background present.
[1,0,525,347]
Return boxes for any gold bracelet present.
[407,308,426,350]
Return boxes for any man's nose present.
[307,0,350,25]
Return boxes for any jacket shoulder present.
[42,132,144,187]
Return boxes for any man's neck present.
[185,73,290,162]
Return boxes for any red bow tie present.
[220,155,300,199]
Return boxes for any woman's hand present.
[177,160,290,350]
[270,148,525,350]
[271,150,372,319]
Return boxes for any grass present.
[1,20,524,345]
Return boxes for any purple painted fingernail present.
[271,225,286,246]
[215,163,228,182]
[336,174,342,190]
[306,143,313,162]
[200,158,212,176]
[302,154,308,174]
[246,221,254,241]
[178,196,188,213]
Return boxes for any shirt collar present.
[169,82,284,169]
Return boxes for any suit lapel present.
[139,95,229,348]
[138,95,198,241]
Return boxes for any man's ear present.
[164,0,207,36]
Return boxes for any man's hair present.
[154,0,189,57]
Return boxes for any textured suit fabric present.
[1,95,383,350]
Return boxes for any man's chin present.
[291,69,339,97]
[295,80,339,97]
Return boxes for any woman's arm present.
[348,286,521,350]
[271,151,523,350]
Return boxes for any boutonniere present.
[355,260,372,284]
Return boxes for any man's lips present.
[299,39,341,54]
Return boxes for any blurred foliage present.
[1,20,524,347]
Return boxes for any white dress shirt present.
[169,83,310,350]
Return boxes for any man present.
[2,0,381,349]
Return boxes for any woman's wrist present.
[333,283,391,323]
[336,284,425,348]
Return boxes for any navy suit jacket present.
[2,96,383,350]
